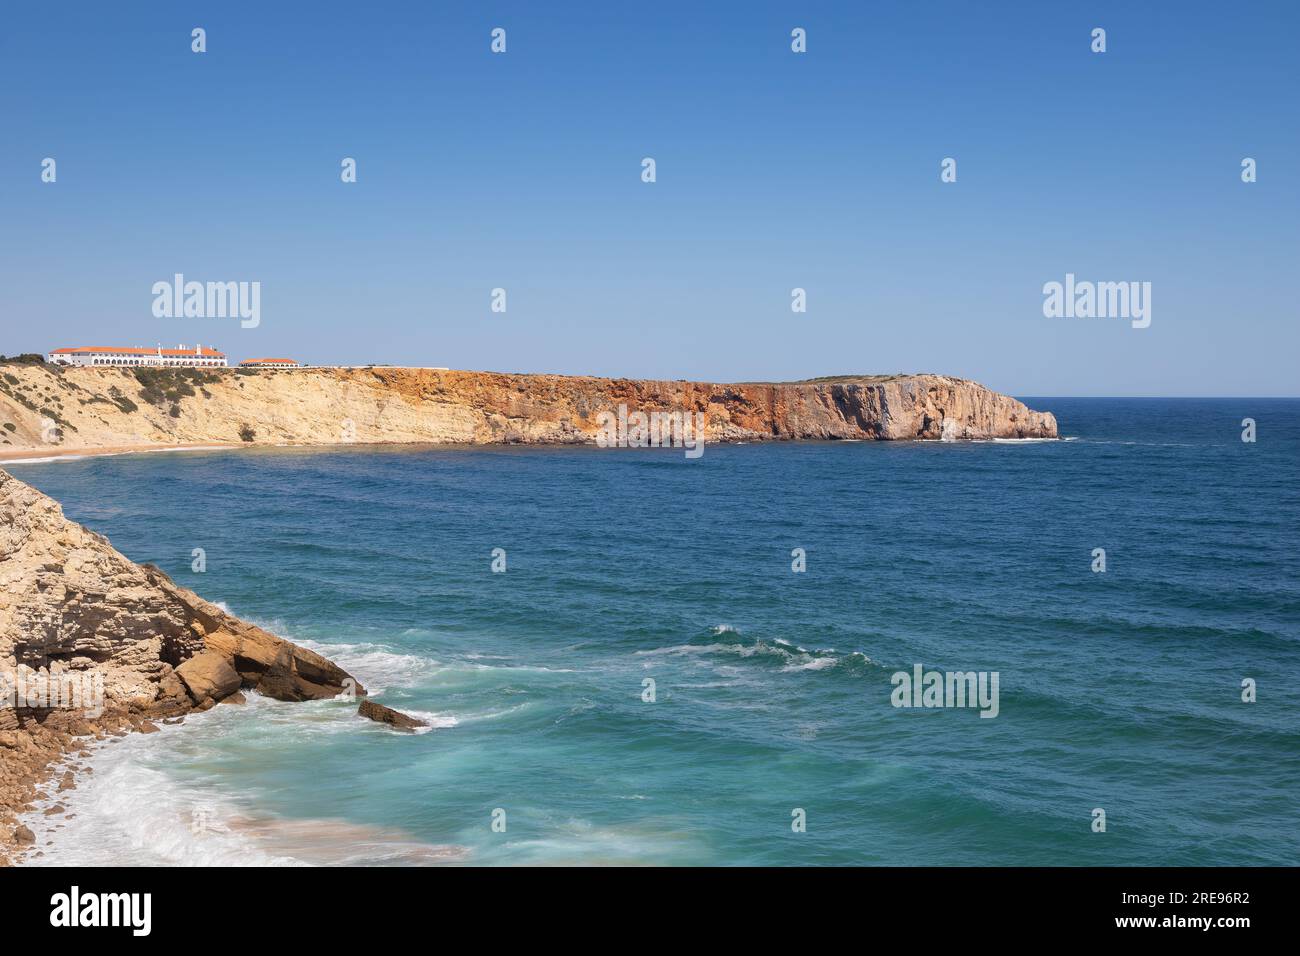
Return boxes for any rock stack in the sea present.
[0,467,423,864]
[359,698,428,731]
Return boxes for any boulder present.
[201,625,360,702]
[175,651,241,704]
[358,699,427,731]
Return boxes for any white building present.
[238,357,301,368]
[47,345,227,368]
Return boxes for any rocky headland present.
[0,365,1057,458]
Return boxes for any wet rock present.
[359,699,428,731]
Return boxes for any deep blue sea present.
[10,398,1299,866]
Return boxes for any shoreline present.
[14,688,458,867]
[0,468,427,865]
[0,443,239,465]
[0,433,1067,467]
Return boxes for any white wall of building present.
[47,348,228,368]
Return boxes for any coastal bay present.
[0,366,1057,461]
[3,397,1295,866]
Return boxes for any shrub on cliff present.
[107,387,138,414]
[238,424,256,442]
[131,367,221,407]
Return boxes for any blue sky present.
[1,1,1296,395]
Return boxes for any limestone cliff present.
[0,365,1056,455]
[0,467,385,863]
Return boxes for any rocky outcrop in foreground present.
[0,468,421,864]
[0,366,1056,455]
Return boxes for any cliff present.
[0,365,1056,456]
[0,467,404,864]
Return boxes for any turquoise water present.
[12,398,1300,865]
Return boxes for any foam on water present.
[22,698,468,866]
[636,628,874,676]
[391,709,459,734]
[296,639,447,694]
[25,719,304,866]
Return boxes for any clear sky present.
[1,1,1296,395]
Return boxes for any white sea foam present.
[22,721,304,866]
[377,709,459,734]
[782,656,839,672]
[637,635,871,676]
[21,697,466,866]
[296,639,445,694]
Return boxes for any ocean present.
[9,398,1299,866]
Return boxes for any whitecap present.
[20,699,467,866]
[368,708,459,735]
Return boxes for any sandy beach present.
[0,443,239,465]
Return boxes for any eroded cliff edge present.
[0,467,390,864]
[0,366,1057,455]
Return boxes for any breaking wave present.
[637,626,876,675]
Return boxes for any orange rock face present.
[0,366,1056,455]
